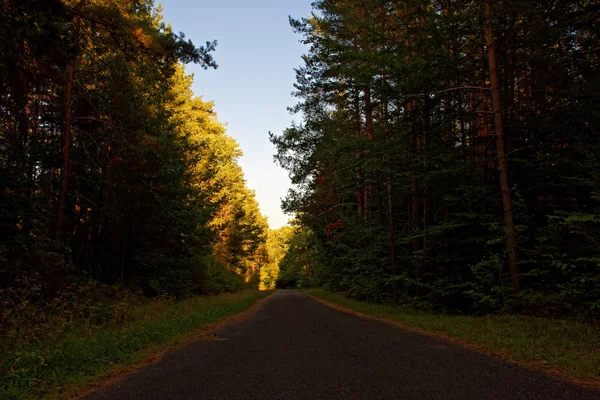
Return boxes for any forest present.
[2,0,599,397]
[0,0,278,347]
[2,0,599,346]
[272,0,600,318]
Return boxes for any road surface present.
[83,290,600,399]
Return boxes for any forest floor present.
[303,289,600,388]
[0,290,273,400]
[80,290,598,400]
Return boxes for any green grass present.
[303,289,600,383]
[1,290,273,400]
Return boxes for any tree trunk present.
[422,97,431,264]
[485,0,520,292]
[56,60,76,238]
[364,86,374,221]
[412,183,424,296]
[382,101,397,303]
[355,89,363,219]
[18,72,34,235]
[388,176,397,303]
[481,52,490,215]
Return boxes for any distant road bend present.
[83,290,600,400]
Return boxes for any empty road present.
[83,290,600,400]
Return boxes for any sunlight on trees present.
[258,226,295,290]
[0,0,268,335]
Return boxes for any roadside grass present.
[1,290,273,400]
[303,289,600,384]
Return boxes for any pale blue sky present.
[159,0,312,229]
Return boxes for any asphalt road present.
[83,290,600,400]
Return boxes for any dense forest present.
[0,0,271,339]
[2,0,599,339]
[272,0,600,317]
[3,1,599,397]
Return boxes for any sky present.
[159,0,313,229]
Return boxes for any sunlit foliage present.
[0,0,268,342]
[258,226,295,290]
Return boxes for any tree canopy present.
[0,0,269,324]
[272,0,600,316]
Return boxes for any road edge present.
[68,291,276,400]
[305,292,600,391]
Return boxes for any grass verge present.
[303,288,600,387]
[1,290,273,400]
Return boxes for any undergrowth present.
[1,290,272,400]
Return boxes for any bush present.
[203,255,247,294]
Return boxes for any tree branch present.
[315,203,357,217]
[405,86,490,98]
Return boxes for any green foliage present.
[298,219,391,302]
[169,66,268,285]
[466,254,513,314]
[0,290,271,400]
[258,226,295,290]
[203,255,248,294]
[0,0,269,290]
[0,3,271,392]
[276,225,319,289]
[272,0,600,318]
